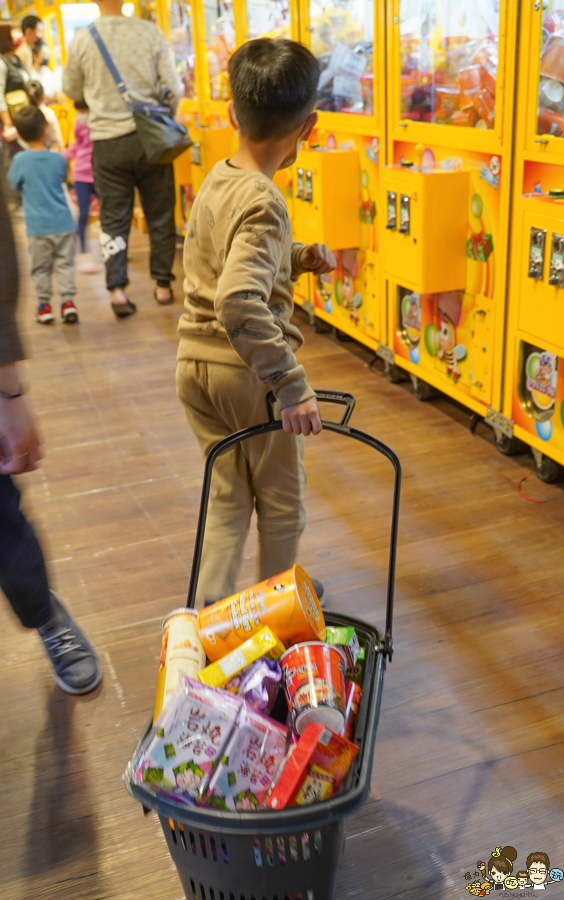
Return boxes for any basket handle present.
[185,390,400,661]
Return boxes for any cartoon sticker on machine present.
[335,250,362,323]
[479,156,500,190]
[400,292,421,348]
[316,271,333,313]
[436,293,467,382]
[521,349,558,443]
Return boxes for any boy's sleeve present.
[215,199,315,409]
[7,156,22,193]
[290,242,309,281]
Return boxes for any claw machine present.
[503,0,564,481]
[381,0,518,416]
[159,0,201,232]
[293,0,386,345]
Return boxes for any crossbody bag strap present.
[88,23,131,103]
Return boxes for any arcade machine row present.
[290,0,387,348]
[379,0,518,418]
[503,0,564,482]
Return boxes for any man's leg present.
[92,135,136,291]
[0,474,52,628]
[176,360,255,603]
[0,474,102,693]
[134,138,176,289]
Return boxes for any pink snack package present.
[133,677,244,804]
[203,706,288,810]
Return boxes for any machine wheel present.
[411,376,435,401]
[386,363,403,384]
[334,328,352,342]
[312,316,331,334]
[534,452,561,484]
[495,433,524,456]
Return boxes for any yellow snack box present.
[198,626,286,690]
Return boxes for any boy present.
[8,104,79,325]
[176,39,335,604]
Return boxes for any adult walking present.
[62,0,182,317]
[15,15,44,74]
[0,175,102,695]
[0,22,30,147]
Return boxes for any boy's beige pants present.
[176,360,306,603]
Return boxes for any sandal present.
[111,299,137,318]
[154,287,174,306]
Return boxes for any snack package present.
[133,678,243,804]
[348,645,366,687]
[198,626,285,690]
[341,680,362,741]
[325,625,360,671]
[225,657,282,714]
[204,707,288,810]
[266,722,358,809]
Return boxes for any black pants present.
[92,131,176,291]
[0,475,52,628]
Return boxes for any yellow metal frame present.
[387,0,510,156]
[522,0,564,164]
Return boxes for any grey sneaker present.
[310,578,326,608]
[38,592,102,695]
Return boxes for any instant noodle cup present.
[197,565,325,662]
[281,641,347,734]
[541,36,564,83]
[154,608,206,719]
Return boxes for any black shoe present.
[111,299,137,318]
[154,287,174,306]
[310,578,326,607]
[38,592,102,695]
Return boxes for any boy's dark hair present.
[21,15,42,34]
[527,852,549,870]
[14,104,47,143]
[74,99,89,111]
[228,39,320,142]
[27,79,44,104]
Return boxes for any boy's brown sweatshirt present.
[177,160,315,409]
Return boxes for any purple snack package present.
[226,657,282,714]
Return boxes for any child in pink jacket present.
[64,100,99,274]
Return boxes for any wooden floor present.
[2,226,564,900]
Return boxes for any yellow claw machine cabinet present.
[291,0,385,346]
[502,0,564,482]
[381,0,518,412]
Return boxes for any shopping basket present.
[124,390,401,900]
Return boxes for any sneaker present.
[38,592,102,695]
[61,300,79,324]
[310,578,326,607]
[36,302,55,325]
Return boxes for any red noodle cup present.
[281,642,347,734]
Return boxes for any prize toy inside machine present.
[502,0,564,482]
[292,0,383,346]
[382,0,516,416]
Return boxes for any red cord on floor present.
[517,475,546,503]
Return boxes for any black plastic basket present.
[124,390,401,900]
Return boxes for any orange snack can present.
[197,565,326,662]
[281,642,347,734]
[154,608,206,719]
